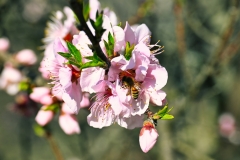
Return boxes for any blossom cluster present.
[0,0,173,153]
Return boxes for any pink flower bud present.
[139,120,159,153]
[59,103,81,134]
[0,65,22,95]
[30,87,53,105]
[0,37,10,51]
[35,106,54,126]
[15,49,37,65]
[219,113,236,137]
[59,113,80,135]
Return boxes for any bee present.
[121,76,141,100]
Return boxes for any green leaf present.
[58,52,73,59]
[124,42,135,60]
[108,32,115,45]
[95,12,104,30]
[89,11,105,40]
[157,105,169,115]
[103,33,115,58]
[80,51,107,69]
[80,60,107,69]
[83,3,90,21]
[117,22,122,27]
[42,104,60,113]
[161,114,174,120]
[153,105,174,120]
[84,56,95,61]
[33,124,47,137]
[66,41,82,65]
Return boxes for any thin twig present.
[174,0,192,86]
[220,30,240,64]
[46,133,64,160]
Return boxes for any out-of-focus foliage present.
[0,0,240,159]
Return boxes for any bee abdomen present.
[131,87,139,99]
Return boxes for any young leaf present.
[33,124,47,137]
[83,2,90,21]
[124,42,134,60]
[157,105,169,115]
[161,114,174,120]
[42,104,60,113]
[80,60,107,69]
[58,52,73,59]
[66,41,82,65]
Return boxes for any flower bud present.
[139,119,159,153]
[219,113,236,138]
[0,65,22,95]
[59,103,81,134]
[15,49,37,65]
[59,113,80,135]
[30,87,53,105]
[35,106,54,126]
[0,37,10,51]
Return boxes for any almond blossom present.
[0,37,10,52]
[0,65,22,95]
[15,49,37,65]
[139,119,159,153]
[45,39,83,114]
[59,103,81,135]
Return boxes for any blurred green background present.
[0,0,240,159]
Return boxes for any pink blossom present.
[219,113,236,138]
[59,103,80,134]
[30,87,53,105]
[89,0,117,25]
[100,17,125,53]
[124,22,151,45]
[87,80,128,128]
[45,39,83,114]
[42,6,77,48]
[35,106,54,126]
[89,0,101,21]
[139,120,159,153]
[15,49,37,65]
[80,92,90,108]
[0,37,10,51]
[0,65,22,95]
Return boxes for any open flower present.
[45,39,83,114]
[87,80,127,128]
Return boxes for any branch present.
[173,0,192,86]
[46,133,64,160]
[69,0,111,70]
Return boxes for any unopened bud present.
[139,119,159,153]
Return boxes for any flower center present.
[67,65,81,83]
[63,32,73,42]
